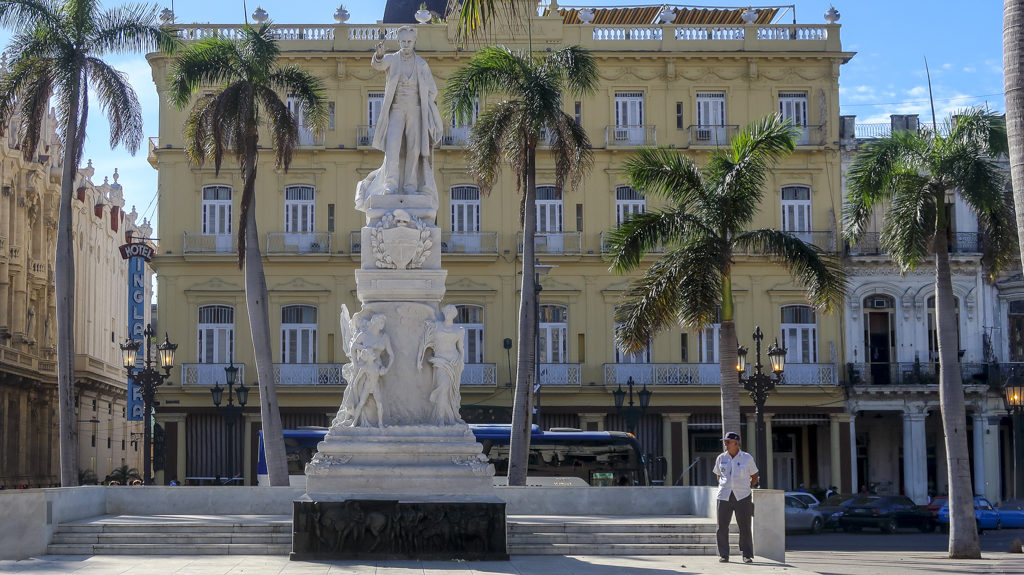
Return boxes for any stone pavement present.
[2,551,1022,575]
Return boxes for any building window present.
[778,91,809,144]
[574,101,582,125]
[286,94,315,146]
[197,305,234,363]
[201,185,232,236]
[539,305,568,364]
[613,91,645,144]
[614,321,651,363]
[781,185,812,242]
[284,185,315,233]
[615,185,646,227]
[1010,300,1024,362]
[281,305,317,363]
[455,305,485,364]
[698,307,722,364]
[445,98,479,146]
[327,204,335,232]
[927,296,960,363]
[676,101,684,129]
[368,91,384,127]
[780,305,817,364]
[695,91,727,144]
[450,186,480,233]
[328,102,335,131]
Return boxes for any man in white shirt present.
[713,431,759,563]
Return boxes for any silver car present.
[785,494,825,533]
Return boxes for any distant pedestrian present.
[798,483,807,492]
[168,477,179,486]
[713,431,758,564]
[825,485,838,500]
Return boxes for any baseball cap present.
[722,431,741,442]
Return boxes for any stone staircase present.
[46,515,291,556]
[46,514,737,557]
[506,515,738,555]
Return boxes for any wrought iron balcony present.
[441,125,472,147]
[537,363,581,386]
[605,124,656,147]
[461,363,497,386]
[516,231,582,255]
[296,126,325,147]
[847,232,983,256]
[266,232,331,254]
[183,232,236,255]
[182,363,245,386]
[274,363,345,385]
[687,124,738,147]
[356,125,377,148]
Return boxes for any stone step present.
[51,532,292,545]
[506,542,721,555]
[46,543,291,556]
[56,523,290,534]
[508,532,733,545]
[506,522,722,534]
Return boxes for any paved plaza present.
[1,551,1023,575]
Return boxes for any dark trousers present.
[717,493,754,559]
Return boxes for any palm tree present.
[446,0,521,45]
[1005,2,1024,285]
[0,0,178,487]
[844,108,1013,559]
[169,23,326,487]
[606,115,846,435]
[105,465,141,485]
[78,468,98,485]
[444,45,597,485]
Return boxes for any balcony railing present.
[29,260,47,277]
[793,125,826,146]
[178,25,336,42]
[674,26,744,40]
[605,124,656,147]
[848,232,983,256]
[785,230,836,252]
[266,232,331,254]
[604,363,720,386]
[350,231,362,253]
[538,363,581,386]
[516,231,582,255]
[594,26,664,41]
[441,125,472,147]
[461,363,497,386]
[274,363,345,385]
[8,245,21,259]
[182,363,245,386]
[356,125,377,147]
[687,125,739,146]
[778,363,838,386]
[441,231,498,254]
[183,232,236,254]
[296,127,325,147]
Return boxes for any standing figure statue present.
[355,25,443,211]
[417,305,466,425]
[339,308,394,428]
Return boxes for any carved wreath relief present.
[371,209,432,269]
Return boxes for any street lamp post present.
[210,359,249,485]
[612,376,653,435]
[1004,376,1024,499]
[736,326,786,489]
[120,324,177,485]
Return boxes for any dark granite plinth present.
[290,498,508,561]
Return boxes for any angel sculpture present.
[338,306,393,427]
[417,305,466,425]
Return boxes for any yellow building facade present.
[146,5,854,490]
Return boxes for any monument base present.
[290,497,508,560]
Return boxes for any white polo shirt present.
[713,449,758,501]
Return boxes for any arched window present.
[197,305,234,363]
[615,185,646,227]
[281,305,317,363]
[454,305,484,363]
[927,296,960,362]
[284,185,315,233]
[781,185,811,242]
[780,305,817,363]
[539,304,568,364]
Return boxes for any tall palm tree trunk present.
[719,274,741,435]
[241,138,288,486]
[1005,1,1024,271]
[933,226,980,558]
[56,70,82,487]
[508,146,538,486]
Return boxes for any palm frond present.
[467,100,521,193]
[86,57,143,153]
[14,57,53,161]
[879,171,935,271]
[442,45,525,123]
[732,229,846,313]
[448,0,520,46]
[182,92,216,167]
[90,3,179,55]
[623,147,706,206]
[544,45,598,97]
[547,111,592,194]
[945,107,1008,157]
[168,38,241,109]
[0,0,62,33]
[978,193,1018,276]
[257,85,297,171]
[268,65,327,131]
[614,242,727,354]
[604,208,714,273]
[843,132,928,241]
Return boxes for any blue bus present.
[257,425,650,487]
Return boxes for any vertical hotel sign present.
[119,242,153,421]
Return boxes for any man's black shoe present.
[743,557,753,564]
[719,557,729,563]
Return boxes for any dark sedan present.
[838,495,936,533]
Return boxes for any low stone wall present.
[0,485,784,562]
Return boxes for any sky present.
[0,1,1008,234]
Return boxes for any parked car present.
[838,495,936,533]
[925,495,948,519]
[786,491,821,508]
[785,494,825,533]
[817,495,867,530]
[997,499,1024,529]
[937,496,1001,533]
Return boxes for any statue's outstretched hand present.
[374,41,385,59]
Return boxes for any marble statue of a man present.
[355,26,443,211]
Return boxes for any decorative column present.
[983,414,1002,502]
[669,414,691,486]
[829,413,844,491]
[972,413,987,499]
[243,412,261,485]
[902,409,928,504]
[849,411,858,494]
[764,414,774,488]
[745,412,757,462]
